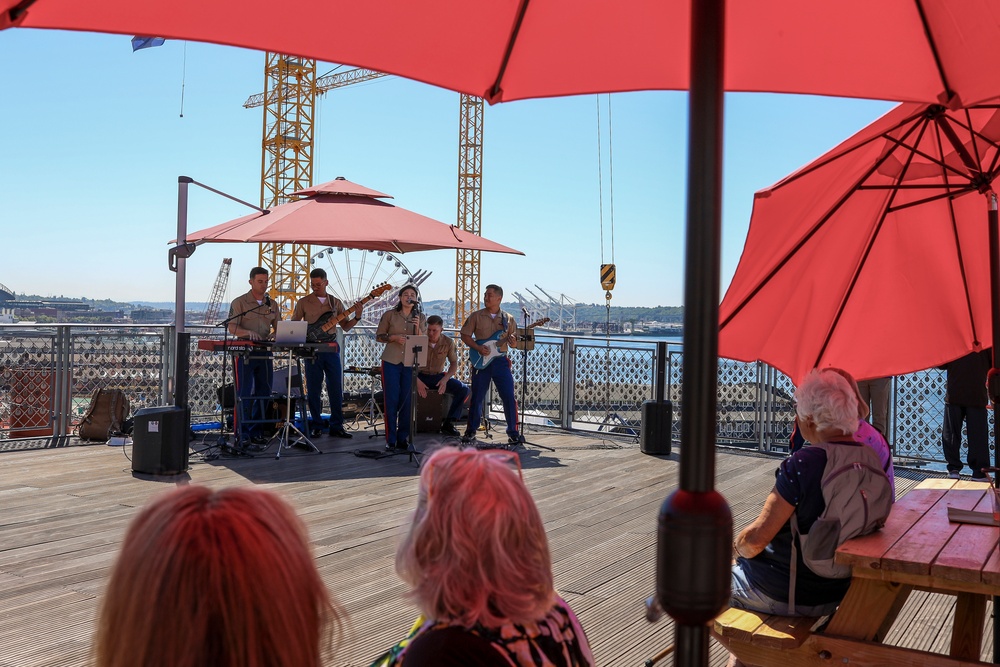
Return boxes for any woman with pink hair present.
[94,485,343,667]
[391,446,594,666]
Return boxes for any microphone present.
[264,294,272,307]
[522,306,529,317]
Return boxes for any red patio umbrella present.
[184,177,523,255]
[719,101,1000,385]
[4,0,1000,106]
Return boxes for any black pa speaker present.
[132,406,189,475]
[640,400,672,455]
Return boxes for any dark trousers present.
[382,361,413,445]
[943,403,989,477]
[304,351,343,431]
[466,357,519,439]
[233,352,272,440]
[417,372,470,421]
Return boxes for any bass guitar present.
[306,283,393,342]
[469,318,550,370]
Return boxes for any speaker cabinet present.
[640,400,672,455]
[132,406,189,475]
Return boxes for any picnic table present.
[716,478,1000,666]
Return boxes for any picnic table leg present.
[824,577,909,641]
[950,592,986,661]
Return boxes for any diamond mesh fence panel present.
[0,332,56,439]
[508,341,562,426]
[69,331,166,426]
[572,341,653,435]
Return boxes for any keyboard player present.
[227,266,280,446]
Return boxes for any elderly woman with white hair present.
[728,368,890,620]
[388,446,594,666]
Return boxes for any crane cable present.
[597,94,618,433]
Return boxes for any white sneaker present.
[948,471,961,480]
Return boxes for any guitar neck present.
[320,296,370,333]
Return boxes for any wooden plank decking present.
[0,428,978,666]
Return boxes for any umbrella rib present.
[934,121,982,347]
[721,117,928,331]
[884,186,977,213]
[813,117,938,366]
[914,0,957,105]
[489,0,532,102]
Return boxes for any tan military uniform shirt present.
[291,292,346,324]
[461,308,516,353]
[420,333,457,375]
[228,291,280,339]
[376,309,427,364]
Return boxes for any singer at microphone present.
[226,266,281,446]
[375,284,427,451]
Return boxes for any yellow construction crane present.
[245,58,484,323]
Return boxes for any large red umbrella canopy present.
[185,177,523,255]
[719,101,1000,384]
[5,0,1000,106]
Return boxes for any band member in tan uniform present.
[375,284,427,450]
[416,315,470,437]
[291,268,363,439]
[227,266,280,445]
[460,284,520,446]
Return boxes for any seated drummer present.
[416,315,470,437]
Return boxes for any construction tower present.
[455,94,484,328]
[202,258,233,325]
[256,53,316,317]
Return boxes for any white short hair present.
[795,369,859,435]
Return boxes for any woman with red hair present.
[391,446,593,666]
[94,485,343,667]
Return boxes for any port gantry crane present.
[245,55,485,327]
[201,258,233,325]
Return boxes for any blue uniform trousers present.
[304,350,344,431]
[233,351,272,440]
[466,357,519,440]
[382,361,413,446]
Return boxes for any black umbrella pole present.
[657,2,733,666]
[987,194,1000,665]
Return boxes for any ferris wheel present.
[310,247,431,326]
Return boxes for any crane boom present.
[244,67,388,109]
[202,258,232,325]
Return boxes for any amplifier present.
[132,406,189,475]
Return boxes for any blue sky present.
[1,29,895,308]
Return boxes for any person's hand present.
[353,303,363,318]
[246,330,260,341]
[417,382,427,399]
[393,334,406,345]
[507,332,517,344]
[478,344,489,355]
[437,382,447,396]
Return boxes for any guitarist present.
[291,268,362,439]
[460,284,521,446]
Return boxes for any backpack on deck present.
[788,441,893,610]
[77,388,130,441]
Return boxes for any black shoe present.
[507,435,521,446]
[250,435,268,446]
[460,433,477,447]
[385,442,396,451]
[395,439,411,451]
[440,422,461,437]
[309,427,323,438]
[329,429,353,439]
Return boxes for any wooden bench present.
[713,607,819,656]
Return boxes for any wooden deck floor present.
[0,427,982,666]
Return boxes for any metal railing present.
[0,324,971,465]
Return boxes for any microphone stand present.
[515,308,554,452]
[405,304,423,467]
[214,300,272,455]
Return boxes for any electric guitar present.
[306,283,392,342]
[469,318,550,370]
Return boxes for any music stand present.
[513,312,554,452]
[271,346,319,459]
[404,335,428,466]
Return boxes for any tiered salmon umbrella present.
[185,177,522,255]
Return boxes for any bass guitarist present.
[291,268,362,439]
[460,283,520,446]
